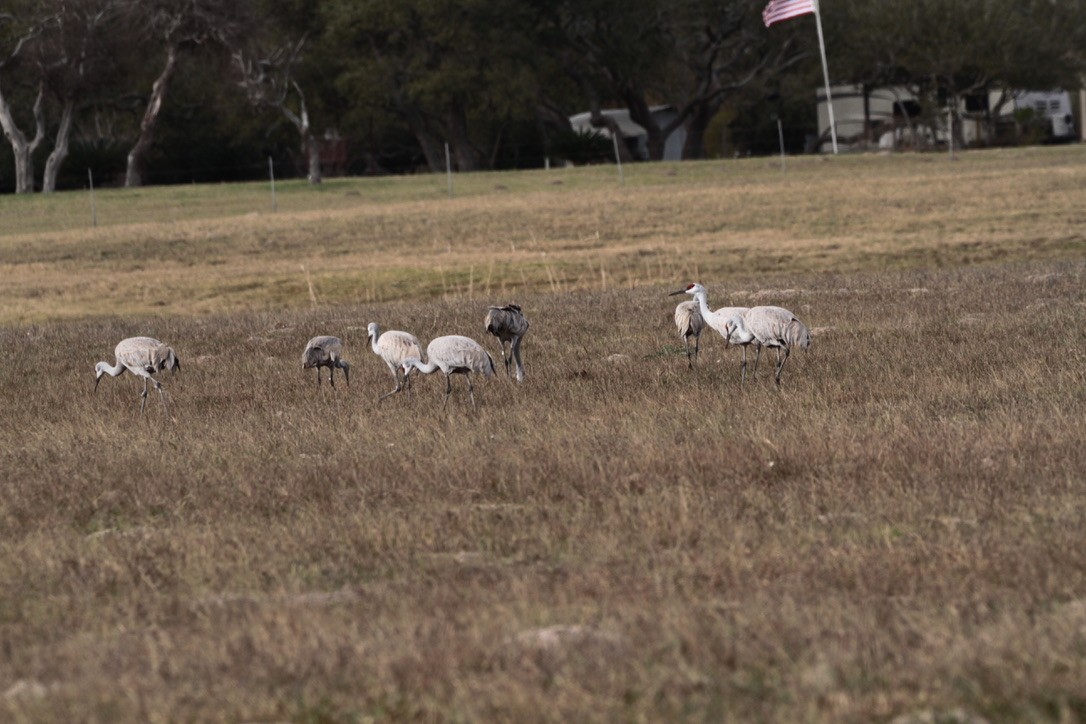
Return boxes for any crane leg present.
[328,367,335,388]
[752,344,763,380]
[741,346,748,384]
[693,334,699,366]
[155,381,169,416]
[382,367,410,399]
[139,378,149,415]
[502,342,512,378]
[684,336,693,369]
[468,374,477,408]
[315,368,321,387]
[379,378,403,401]
[442,374,452,411]
[342,362,350,387]
[775,347,791,387]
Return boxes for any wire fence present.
[4,121,1075,240]
[0,121,836,196]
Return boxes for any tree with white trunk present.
[233,36,323,185]
[124,0,249,188]
[0,8,50,194]
[0,0,120,193]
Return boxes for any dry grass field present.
[2,147,1086,722]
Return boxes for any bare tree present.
[0,81,45,194]
[125,0,247,188]
[3,0,139,194]
[0,10,50,193]
[39,0,118,192]
[233,37,322,184]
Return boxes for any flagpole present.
[812,0,838,154]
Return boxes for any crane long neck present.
[369,329,381,354]
[695,291,713,320]
[407,358,439,375]
[98,361,126,378]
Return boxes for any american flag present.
[762,0,816,27]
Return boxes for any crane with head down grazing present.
[669,283,752,377]
[401,335,495,409]
[367,322,423,400]
[302,335,350,387]
[724,306,811,386]
[672,300,705,368]
[94,336,180,415]
[484,303,529,382]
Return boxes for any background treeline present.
[0,0,1083,193]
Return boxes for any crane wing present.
[379,331,423,362]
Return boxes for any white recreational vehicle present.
[815,85,1077,152]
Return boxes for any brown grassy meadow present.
[2,147,1086,722]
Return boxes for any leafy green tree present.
[818,1,917,146]
[543,0,806,161]
[324,0,546,172]
[824,0,1086,148]
[669,0,809,158]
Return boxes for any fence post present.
[947,108,955,160]
[88,169,97,228]
[1080,89,1086,143]
[612,134,624,185]
[777,118,786,172]
[445,143,453,197]
[268,156,277,212]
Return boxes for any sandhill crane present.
[94,336,180,415]
[401,335,495,410]
[483,303,529,382]
[725,306,812,386]
[673,300,705,368]
[669,283,752,377]
[302,336,350,387]
[367,322,423,400]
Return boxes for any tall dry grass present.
[2,148,1086,722]
[2,146,1084,324]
